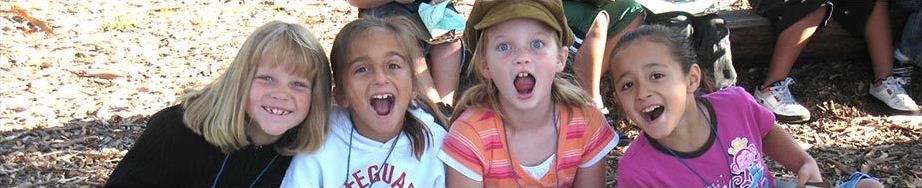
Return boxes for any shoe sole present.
[885,108,921,116]
[774,113,811,123]
[868,95,922,116]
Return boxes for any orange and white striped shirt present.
[438,104,619,187]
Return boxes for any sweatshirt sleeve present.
[105,106,184,187]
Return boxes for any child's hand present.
[796,157,823,186]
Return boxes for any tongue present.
[371,99,392,116]
[648,106,664,121]
[514,76,535,94]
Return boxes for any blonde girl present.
[107,21,332,187]
[438,0,619,187]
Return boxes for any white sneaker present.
[870,76,920,112]
[754,77,811,122]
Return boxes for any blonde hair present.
[330,16,447,158]
[181,21,332,155]
[451,29,592,122]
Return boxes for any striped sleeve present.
[578,109,619,168]
[438,116,485,181]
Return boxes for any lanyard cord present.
[505,104,560,188]
[344,121,401,187]
[211,152,280,188]
[664,101,731,186]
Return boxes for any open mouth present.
[370,93,395,116]
[513,72,536,95]
[262,106,292,116]
[642,105,664,122]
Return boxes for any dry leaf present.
[84,69,125,80]
[8,5,55,36]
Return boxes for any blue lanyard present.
[663,102,732,186]
[344,124,400,187]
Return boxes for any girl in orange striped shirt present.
[438,1,619,187]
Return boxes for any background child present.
[281,16,448,188]
[348,0,465,105]
[749,0,919,122]
[564,0,646,114]
[106,21,331,187]
[610,25,882,187]
[439,1,618,187]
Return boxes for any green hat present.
[464,0,574,53]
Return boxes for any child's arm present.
[446,166,482,187]
[573,158,608,187]
[762,125,823,186]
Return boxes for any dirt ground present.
[0,0,920,187]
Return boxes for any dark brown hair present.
[329,16,447,158]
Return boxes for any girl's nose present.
[636,84,653,101]
[514,54,532,65]
[373,69,390,85]
[270,93,290,101]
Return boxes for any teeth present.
[262,106,291,115]
[642,105,661,113]
[517,72,529,78]
[372,94,393,99]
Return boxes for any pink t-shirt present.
[617,87,777,187]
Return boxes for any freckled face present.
[246,62,313,136]
[482,18,567,112]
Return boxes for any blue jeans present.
[900,11,922,64]
[836,172,876,188]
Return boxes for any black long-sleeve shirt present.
[106,105,292,187]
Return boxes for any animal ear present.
[686,64,702,93]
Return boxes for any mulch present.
[1,0,920,187]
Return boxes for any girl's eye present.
[354,67,368,74]
[530,40,544,49]
[387,62,401,70]
[651,73,665,80]
[621,82,634,91]
[256,75,273,82]
[497,43,510,52]
[292,81,310,89]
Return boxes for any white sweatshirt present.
[282,105,447,188]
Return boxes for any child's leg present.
[761,6,829,88]
[601,13,645,84]
[573,11,609,102]
[573,12,644,104]
[864,0,894,82]
[864,0,919,112]
[429,40,462,104]
[413,48,443,104]
[567,0,645,109]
